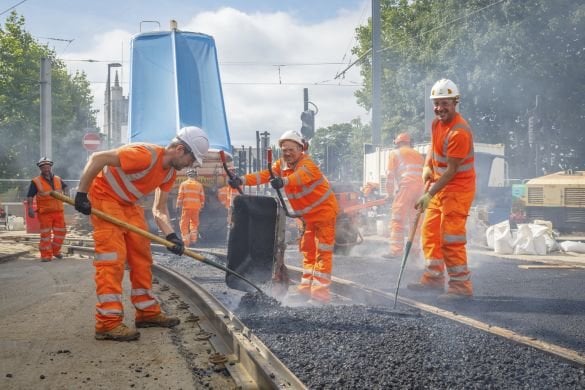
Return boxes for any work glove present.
[415,193,433,211]
[28,207,35,218]
[74,192,92,215]
[228,176,243,189]
[270,177,284,190]
[165,233,185,256]
[422,166,433,183]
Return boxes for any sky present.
[2,0,371,146]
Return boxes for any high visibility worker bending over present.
[409,78,476,300]
[26,157,68,262]
[74,126,210,341]
[176,168,205,246]
[228,130,339,304]
[384,133,424,259]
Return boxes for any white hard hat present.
[37,157,53,167]
[430,78,460,100]
[186,169,197,177]
[175,126,209,164]
[278,130,305,148]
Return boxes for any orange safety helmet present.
[393,133,411,145]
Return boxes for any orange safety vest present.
[32,175,64,214]
[90,144,176,204]
[243,154,338,222]
[177,179,205,209]
[386,146,424,194]
[217,186,232,209]
[430,114,476,192]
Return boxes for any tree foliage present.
[0,12,97,179]
[352,0,585,178]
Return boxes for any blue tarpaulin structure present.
[128,30,231,154]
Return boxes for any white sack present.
[491,220,514,254]
[559,241,585,253]
[513,224,548,255]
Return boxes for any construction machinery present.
[515,170,585,233]
[128,22,234,242]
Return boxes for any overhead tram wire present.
[0,0,28,16]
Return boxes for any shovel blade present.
[226,195,280,292]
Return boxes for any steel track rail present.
[62,243,305,389]
[286,265,585,367]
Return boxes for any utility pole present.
[40,58,52,158]
[371,0,382,145]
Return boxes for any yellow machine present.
[521,170,585,233]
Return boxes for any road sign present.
[82,132,101,152]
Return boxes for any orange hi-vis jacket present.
[90,144,177,204]
[430,114,476,192]
[242,154,339,222]
[32,175,65,214]
[217,185,232,209]
[386,146,424,194]
[177,179,205,210]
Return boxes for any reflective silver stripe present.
[97,294,122,303]
[444,234,466,243]
[134,300,157,310]
[103,166,132,202]
[447,265,469,274]
[391,215,402,222]
[299,165,314,179]
[286,176,325,200]
[96,307,123,315]
[313,271,331,280]
[317,243,334,251]
[40,228,51,233]
[95,252,117,261]
[53,227,66,232]
[254,172,262,184]
[425,258,443,267]
[40,237,51,242]
[450,274,471,281]
[294,187,334,216]
[103,145,173,202]
[131,288,153,296]
[125,147,158,181]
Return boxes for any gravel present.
[156,250,585,389]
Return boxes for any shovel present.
[50,191,266,295]
[392,182,431,309]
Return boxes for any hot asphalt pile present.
[157,254,585,389]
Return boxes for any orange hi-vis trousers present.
[38,211,66,259]
[298,217,336,303]
[180,208,201,246]
[388,184,424,256]
[90,197,161,332]
[420,191,475,296]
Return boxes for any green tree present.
[352,0,585,178]
[0,12,96,180]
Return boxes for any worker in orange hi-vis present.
[408,78,476,301]
[176,168,205,246]
[383,132,424,259]
[26,157,69,262]
[74,126,209,342]
[227,130,339,304]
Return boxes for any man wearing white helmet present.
[409,78,476,300]
[74,126,209,341]
[383,132,424,259]
[26,157,69,262]
[176,168,205,246]
[228,130,339,304]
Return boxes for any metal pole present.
[372,0,382,145]
[40,58,52,158]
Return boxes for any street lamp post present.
[106,62,122,148]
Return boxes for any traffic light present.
[300,110,315,140]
